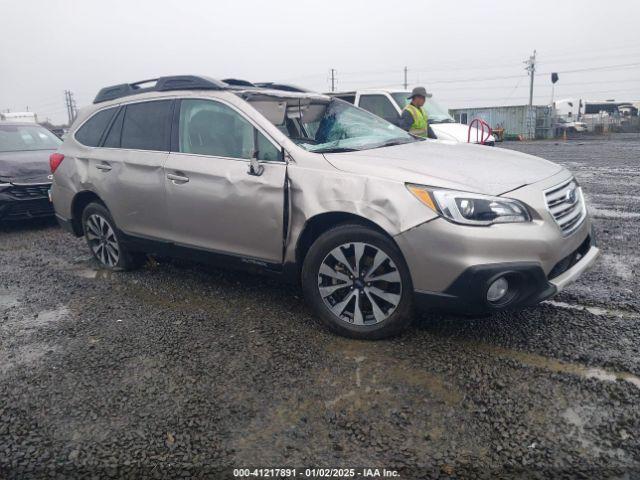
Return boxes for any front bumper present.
[413,234,599,315]
[395,171,600,315]
[0,184,54,221]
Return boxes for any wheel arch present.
[70,190,107,236]
[294,211,401,270]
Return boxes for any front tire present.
[81,202,143,271]
[302,224,414,339]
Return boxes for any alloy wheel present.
[317,242,402,325]
[85,214,120,267]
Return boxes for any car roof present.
[92,75,329,105]
[329,89,409,95]
[0,121,46,127]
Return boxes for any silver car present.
[51,76,599,339]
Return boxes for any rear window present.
[0,124,62,152]
[121,100,172,151]
[75,108,117,147]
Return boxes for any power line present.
[278,50,640,85]
[548,62,640,75]
[421,62,640,85]
[440,77,640,91]
[537,42,640,61]
[502,76,527,104]
[444,87,640,105]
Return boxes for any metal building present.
[449,105,553,140]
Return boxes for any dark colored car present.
[0,122,62,221]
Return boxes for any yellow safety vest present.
[404,104,429,138]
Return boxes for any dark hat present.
[408,86,428,99]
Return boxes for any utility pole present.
[524,50,536,107]
[64,90,77,125]
[329,69,337,92]
[403,66,408,90]
[64,90,71,125]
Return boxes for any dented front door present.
[163,152,286,263]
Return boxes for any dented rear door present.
[86,100,173,240]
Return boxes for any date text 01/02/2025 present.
[232,468,401,478]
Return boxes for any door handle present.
[167,173,189,184]
[95,163,112,172]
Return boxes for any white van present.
[330,89,495,145]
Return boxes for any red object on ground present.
[468,118,493,145]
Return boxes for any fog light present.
[487,277,509,303]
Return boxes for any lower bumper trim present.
[550,246,600,292]
[414,243,599,316]
[414,262,559,316]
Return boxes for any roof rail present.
[93,75,228,104]
[221,78,256,87]
[255,82,311,93]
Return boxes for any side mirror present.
[248,150,264,176]
[248,128,265,176]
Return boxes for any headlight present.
[407,184,531,226]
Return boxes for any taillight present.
[49,153,65,173]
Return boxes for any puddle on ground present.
[0,291,20,308]
[598,253,636,281]
[326,338,463,406]
[0,341,57,375]
[31,305,71,327]
[71,267,113,280]
[592,193,640,203]
[561,406,630,460]
[232,337,479,466]
[471,342,640,390]
[545,300,640,319]
[588,207,640,220]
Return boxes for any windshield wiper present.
[313,147,360,153]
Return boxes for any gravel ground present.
[1,134,639,479]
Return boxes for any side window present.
[102,107,124,148]
[75,108,117,147]
[256,130,281,161]
[121,100,172,151]
[358,95,400,124]
[336,95,356,104]
[179,99,282,161]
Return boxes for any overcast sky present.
[1,0,639,124]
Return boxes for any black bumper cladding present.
[415,233,596,315]
[0,184,54,221]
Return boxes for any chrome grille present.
[544,178,586,236]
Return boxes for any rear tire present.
[302,224,414,339]
[81,202,144,271]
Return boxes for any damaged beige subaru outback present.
[51,76,599,339]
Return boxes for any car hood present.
[431,122,495,143]
[0,150,54,184]
[323,140,564,196]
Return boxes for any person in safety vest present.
[399,86,430,138]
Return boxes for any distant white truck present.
[329,89,495,145]
[0,111,38,123]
